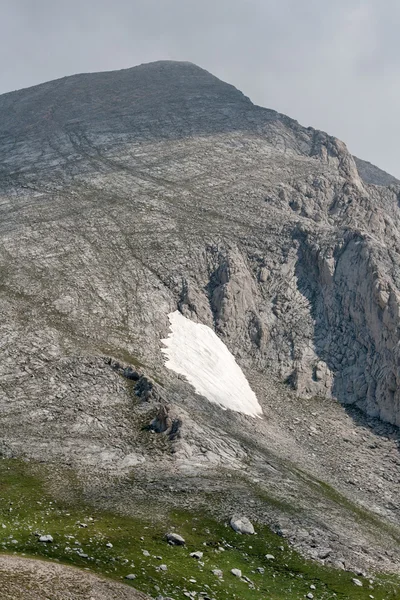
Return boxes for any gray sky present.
[1,0,399,176]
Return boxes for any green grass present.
[0,458,399,599]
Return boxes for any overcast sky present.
[1,0,399,176]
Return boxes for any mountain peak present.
[0,59,254,147]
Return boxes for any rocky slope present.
[353,157,400,187]
[1,60,400,584]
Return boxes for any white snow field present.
[161,311,263,418]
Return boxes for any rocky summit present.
[1,60,400,598]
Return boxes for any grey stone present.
[230,568,242,578]
[166,533,185,546]
[230,516,255,535]
[212,569,223,578]
[318,548,331,560]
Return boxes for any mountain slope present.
[1,61,400,586]
[354,156,400,186]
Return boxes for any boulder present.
[230,516,255,535]
[166,532,185,545]
[231,568,242,578]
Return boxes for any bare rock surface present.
[1,60,400,574]
[1,61,400,427]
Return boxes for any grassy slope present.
[0,458,399,600]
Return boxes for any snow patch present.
[161,311,262,418]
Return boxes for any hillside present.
[1,61,400,598]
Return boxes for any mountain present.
[1,61,400,596]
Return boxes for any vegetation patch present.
[0,458,399,599]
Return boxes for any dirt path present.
[0,554,149,600]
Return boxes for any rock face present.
[1,61,400,427]
[2,61,400,572]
